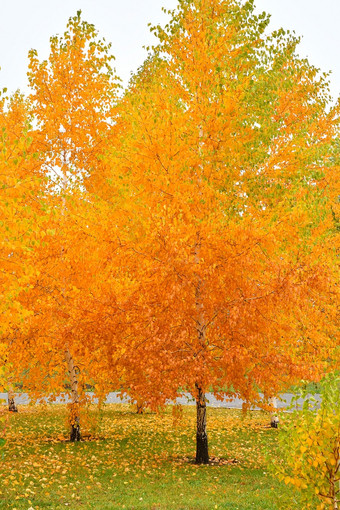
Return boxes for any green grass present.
[0,404,298,509]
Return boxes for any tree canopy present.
[1,1,339,461]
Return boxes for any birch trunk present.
[65,348,81,441]
[136,400,144,414]
[195,384,209,464]
[5,343,18,412]
[194,229,209,464]
[270,396,279,428]
[61,167,81,441]
[8,384,18,413]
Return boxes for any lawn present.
[0,404,299,509]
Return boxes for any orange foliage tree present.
[93,0,340,463]
[2,2,339,462]
[11,12,122,440]
[0,92,47,411]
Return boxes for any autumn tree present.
[96,0,340,463]
[0,92,46,412]
[3,1,338,464]
[14,11,121,440]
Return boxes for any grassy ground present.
[0,404,299,509]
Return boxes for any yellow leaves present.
[293,478,302,488]
[313,458,320,468]
[1,8,339,510]
[277,375,340,509]
[16,5,340,462]
[0,403,282,508]
[284,476,291,485]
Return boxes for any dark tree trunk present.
[270,416,279,428]
[195,385,209,464]
[194,230,209,464]
[8,396,18,412]
[136,402,144,414]
[70,420,81,442]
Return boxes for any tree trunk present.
[60,167,81,441]
[194,129,208,464]
[70,419,81,442]
[194,226,209,464]
[136,401,144,414]
[65,348,81,442]
[8,395,18,412]
[195,385,209,464]
[270,396,279,428]
[8,384,18,412]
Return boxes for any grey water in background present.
[0,391,322,409]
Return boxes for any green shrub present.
[276,373,340,509]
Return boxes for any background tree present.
[14,11,121,440]
[0,92,47,412]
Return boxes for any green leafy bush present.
[276,373,340,509]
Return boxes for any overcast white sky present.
[0,0,339,100]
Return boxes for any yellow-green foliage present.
[276,373,340,509]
